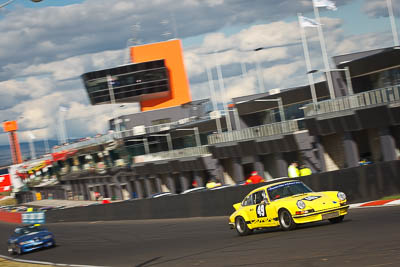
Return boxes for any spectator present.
[299,165,312,176]
[245,171,265,185]
[206,179,221,189]
[288,162,300,178]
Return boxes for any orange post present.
[3,121,23,164]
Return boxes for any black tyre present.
[329,215,344,224]
[279,209,296,231]
[235,216,252,236]
[16,246,22,255]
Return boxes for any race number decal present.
[302,196,321,201]
[256,204,267,218]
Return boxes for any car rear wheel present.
[329,215,344,224]
[279,209,296,231]
[235,216,252,236]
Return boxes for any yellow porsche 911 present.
[229,179,349,236]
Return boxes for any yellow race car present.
[229,179,349,236]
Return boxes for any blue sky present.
[0,0,398,147]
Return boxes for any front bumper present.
[293,205,349,224]
[20,239,54,253]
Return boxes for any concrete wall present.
[45,160,400,223]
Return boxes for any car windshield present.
[14,226,44,235]
[267,181,312,201]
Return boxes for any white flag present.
[28,131,36,139]
[313,0,337,11]
[299,16,321,28]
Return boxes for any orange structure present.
[130,39,192,111]
[3,121,23,165]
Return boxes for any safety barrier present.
[44,160,400,223]
[0,211,22,224]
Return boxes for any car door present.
[249,189,276,228]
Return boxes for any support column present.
[194,171,205,187]
[179,172,190,192]
[274,152,288,178]
[379,128,397,161]
[98,180,105,198]
[125,176,133,198]
[232,157,244,183]
[144,177,153,197]
[252,155,265,179]
[214,160,225,183]
[315,136,327,172]
[166,174,176,193]
[343,132,359,168]
[154,176,163,193]
[134,179,144,199]
[113,176,123,200]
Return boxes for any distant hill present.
[0,140,59,167]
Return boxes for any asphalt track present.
[1,206,400,267]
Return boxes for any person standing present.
[299,165,312,176]
[245,171,265,185]
[288,162,300,178]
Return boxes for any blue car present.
[7,225,55,255]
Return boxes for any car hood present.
[10,231,51,243]
[276,192,339,210]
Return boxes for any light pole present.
[254,48,266,94]
[0,0,43,9]
[219,108,241,131]
[308,68,354,96]
[149,133,173,151]
[175,127,201,147]
[58,106,68,145]
[237,97,285,122]
[128,138,149,154]
[107,75,122,138]
[27,131,36,160]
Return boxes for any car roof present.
[245,178,301,196]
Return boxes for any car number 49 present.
[256,204,267,217]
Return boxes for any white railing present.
[304,85,400,117]
[133,146,211,163]
[207,120,300,145]
[52,134,115,153]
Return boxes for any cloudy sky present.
[0,0,398,147]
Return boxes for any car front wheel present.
[16,246,22,255]
[329,215,344,224]
[279,209,296,231]
[235,216,252,236]
[7,245,14,255]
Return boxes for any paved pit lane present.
[1,206,400,267]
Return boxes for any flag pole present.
[298,13,318,107]
[313,4,335,99]
[387,0,399,46]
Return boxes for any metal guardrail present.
[133,146,210,163]
[207,120,300,145]
[304,85,400,117]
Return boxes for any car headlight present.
[337,192,346,201]
[43,235,53,239]
[297,200,306,209]
[19,240,33,245]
